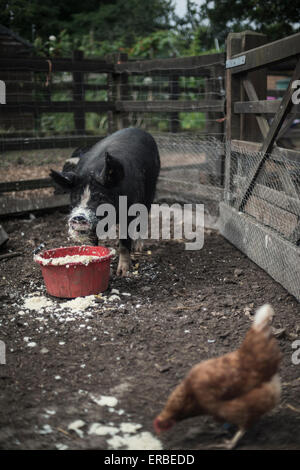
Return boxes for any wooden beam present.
[72,50,85,134]
[290,221,300,244]
[157,176,223,201]
[106,52,129,133]
[240,33,267,143]
[0,224,8,247]
[47,83,109,91]
[225,33,243,203]
[237,56,300,211]
[231,139,300,163]
[234,175,300,216]
[0,135,103,151]
[115,99,224,113]
[0,252,22,261]
[219,202,300,301]
[235,100,300,114]
[241,79,269,138]
[0,194,70,216]
[276,113,297,140]
[0,178,53,193]
[205,64,225,136]
[40,83,203,94]
[0,57,114,73]
[267,89,285,98]
[243,194,298,239]
[116,53,130,130]
[169,74,180,133]
[114,53,225,74]
[3,101,114,113]
[229,32,300,74]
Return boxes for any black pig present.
[50,128,160,276]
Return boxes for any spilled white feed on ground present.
[55,443,69,450]
[90,394,118,408]
[44,409,56,416]
[37,424,53,435]
[109,295,121,302]
[21,288,131,323]
[119,423,142,434]
[23,296,54,311]
[68,420,86,438]
[87,419,162,450]
[84,393,162,450]
[111,289,120,295]
[59,296,97,312]
[88,423,119,436]
[107,431,163,451]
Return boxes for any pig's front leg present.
[117,239,132,277]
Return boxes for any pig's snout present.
[71,214,89,223]
[69,213,91,232]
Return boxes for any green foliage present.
[34,30,74,57]
[33,29,124,58]
[129,30,182,59]
[40,113,74,135]
[3,0,299,58]
[200,0,300,44]
[2,0,175,48]
[71,0,174,47]
[180,112,206,131]
[1,0,109,43]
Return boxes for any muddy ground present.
[0,209,299,450]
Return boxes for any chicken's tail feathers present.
[252,304,274,332]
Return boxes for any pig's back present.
[78,128,160,207]
[81,128,160,174]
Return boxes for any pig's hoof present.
[134,239,144,253]
[116,261,131,277]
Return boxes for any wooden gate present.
[220,31,300,301]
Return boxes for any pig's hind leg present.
[117,239,132,277]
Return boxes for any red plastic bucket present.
[34,245,115,298]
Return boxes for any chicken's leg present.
[207,428,246,450]
[222,428,246,449]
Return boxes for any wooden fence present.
[0,50,225,215]
[219,30,300,301]
[0,51,225,151]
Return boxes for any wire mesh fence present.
[225,143,300,246]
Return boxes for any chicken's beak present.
[153,417,162,434]
[153,417,175,434]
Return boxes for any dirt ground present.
[0,208,299,451]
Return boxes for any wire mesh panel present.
[226,145,300,243]
[154,134,225,227]
[108,54,226,221]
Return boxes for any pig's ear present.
[50,169,77,190]
[97,152,124,187]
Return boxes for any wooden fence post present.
[225,33,243,202]
[205,64,225,138]
[169,74,180,133]
[240,32,267,142]
[72,49,85,134]
[106,52,129,133]
[225,31,267,201]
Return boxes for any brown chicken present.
[153,304,281,449]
